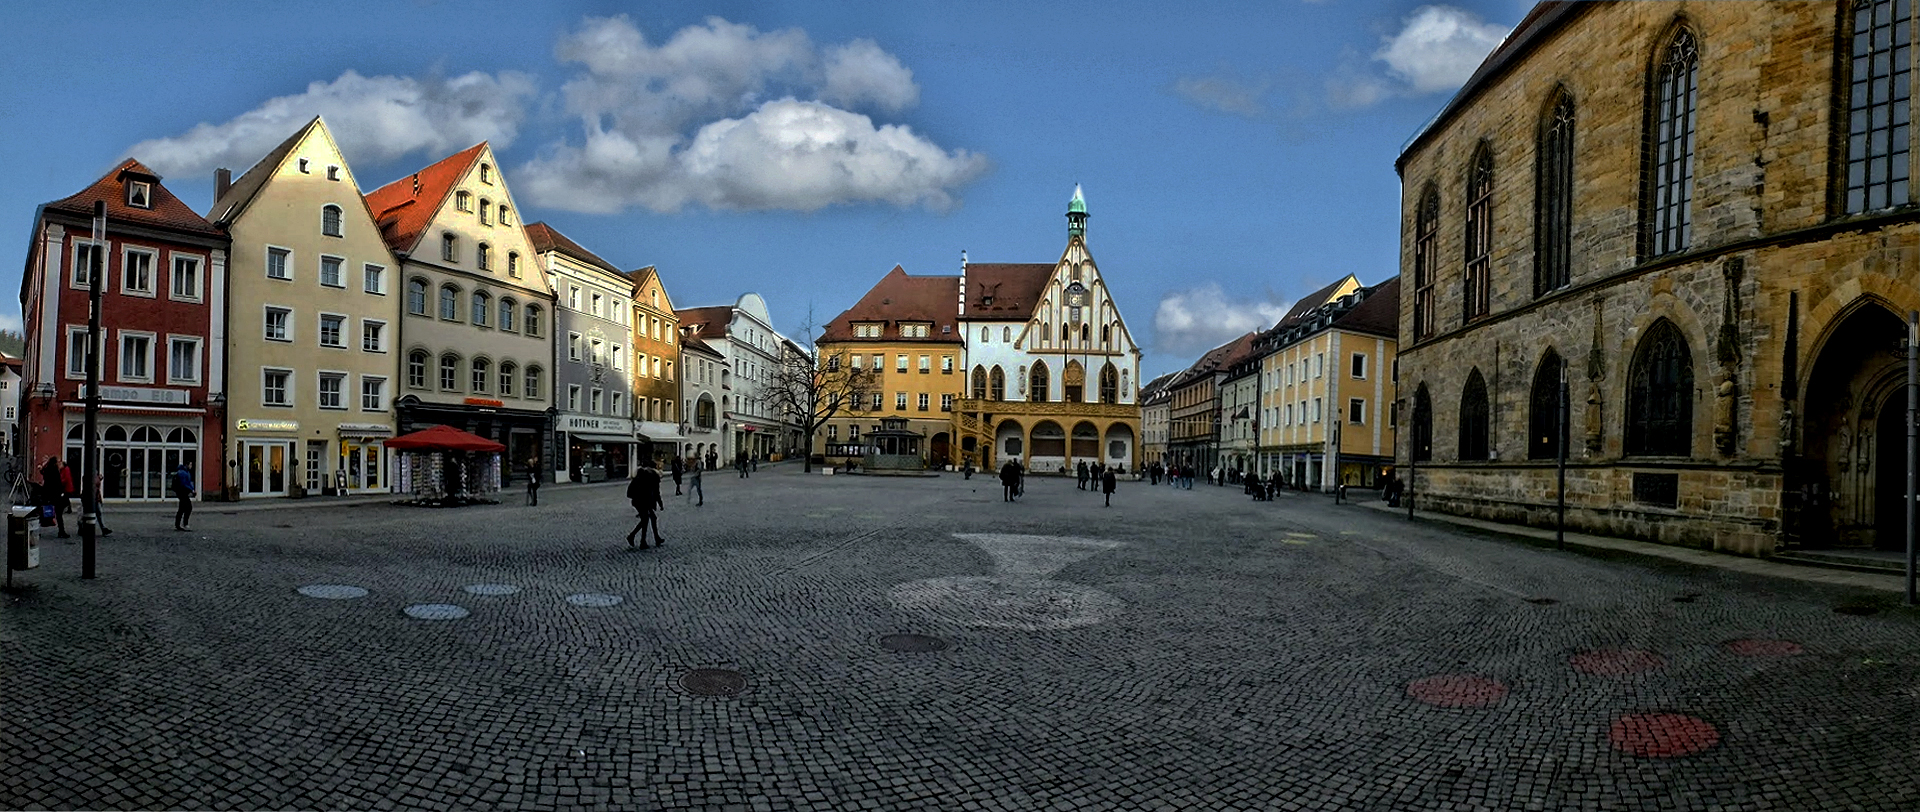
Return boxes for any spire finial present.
[1066,184,1088,239]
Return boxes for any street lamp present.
[1331,418,1343,503]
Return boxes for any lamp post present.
[1332,418,1343,503]
[80,200,105,579]
[1907,311,1917,606]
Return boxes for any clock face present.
[1065,282,1087,307]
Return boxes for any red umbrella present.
[383,424,505,453]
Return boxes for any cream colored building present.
[367,143,556,483]
[1258,277,1399,490]
[212,117,398,497]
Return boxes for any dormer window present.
[126,180,151,209]
[853,323,881,338]
[455,191,472,212]
[297,158,310,173]
[479,164,493,184]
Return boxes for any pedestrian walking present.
[686,456,704,506]
[706,449,718,471]
[1101,466,1117,507]
[89,472,112,536]
[1076,460,1089,490]
[737,450,749,479]
[670,455,685,495]
[999,459,1022,502]
[525,457,541,506]
[39,456,70,538]
[625,459,665,549]
[171,461,195,531]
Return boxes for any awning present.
[634,421,681,441]
[562,430,637,445]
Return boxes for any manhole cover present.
[297,584,368,600]
[1406,674,1509,708]
[566,593,623,608]
[1524,597,1559,605]
[1608,713,1720,758]
[879,633,949,653]
[1834,602,1881,616]
[464,584,520,596]
[404,603,469,620]
[1571,648,1666,676]
[680,668,747,697]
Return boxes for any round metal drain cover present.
[879,633,949,653]
[464,584,520,596]
[566,593,623,608]
[681,668,747,697]
[404,603,470,620]
[297,584,368,600]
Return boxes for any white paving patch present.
[887,533,1126,631]
[404,604,469,620]
[566,593,624,608]
[297,584,368,600]
[463,584,520,596]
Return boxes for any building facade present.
[529,222,637,483]
[678,330,727,467]
[1138,373,1174,470]
[953,187,1144,473]
[1393,1,1916,555]
[628,266,683,464]
[678,294,783,463]
[368,144,555,484]
[212,117,398,497]
[19,160,229,500]
[1165,334,1254,478]
[816,266,963,466]
[1257,277,1400,490]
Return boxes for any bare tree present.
[762,308,876,472]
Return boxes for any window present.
[569,287,581,310]
[507,252,519,277]
[525,366,542,399]
[941,356,953,374]
[590,339,604,366]
[568,333,583,362]
[896,355,908,372]
[407,278,428,315]
[1530,351,1566,460]
[263,368,291,406]
[441,233,457,262]
[941,394,953,412]
[1411,386,1433,462]
[170,255,202,300]
[1536,89,1575,295]
[471,291,490,326]
[361,377,386,411]
[1843,0,1913,213]
[499,362,516,396]
[918,393,929,411]
[439,355,460,390]
[326,165,339,181]
[267,247,291,280]
[120,248,155,295]
[854,323,880,338]
[167,337,200,384]
[499,298,517,332]
[127,180,151,208]
[872,392,883,410]
[903,323,930,338]
[297,158,310,174]
[918,355,931,373]
[499,206,512,225]
[1458,370,1489,461]
[361,320,386,353]
[525,306,542,337]
[568,385,582,412]
[970,367,986,399]
[479,199,491,226]
[612,346,623,370]
[318,373,346,410]
[611,392,624,416]
[439,285,459,320]
[116,332,153,382]
[1314,354,1324,378]
[1350,353,1368,380]
[363,263,386,295]
[591,293,603,318]
[477,243,492,272]
[264,307,291,342]
[322,205,343,237]
[70,241,99,288]
[407,351,428,388]
[471,358,490,393]
[320,255,344,288]
[990,366,1006,400]
[590,388,603,414]
[1641,28,1699,258]
[851,354,865,370]
[1029,361,1050,403]
[318,314,345,348]
[1463,142,1493,321]
[479,164,492,184]
[828,425,838,442]
[1627,320,1694,456]
[1312,398,1323,423]
[456,191,472,212]
[1100,363,1118,404]
[1413,186,1439,339]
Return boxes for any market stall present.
[384,425,505,506]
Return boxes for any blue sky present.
[5,0,1531,379]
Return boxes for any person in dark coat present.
[670,454,685,495]
[685,455,704,507]
[171,461,195,531]
[525,457,541,506]
[1076,460,1089,490]
[626,459,665,549]
[706,449,718,471]
[999,460,1022,502]
[1101,466,1117,507]
[40,456,70,538]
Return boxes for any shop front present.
[559,414,636,483]
[337,423,393,494]
[234,417,300,498]
[636,420,681,466]
[63,414,203,501]
[395,396,553,488]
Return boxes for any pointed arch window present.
[1413,186,1440,339]
[1411,385,1434,462]
[1641,28,1699,258]
[990,366,1006,401]
[1029,361,1050,403]
[1536,90,1575,295]
[1463,143,1493,321]
[1458,370,1490,461]
[1843,0,1913,213]
[971,366,988,399]
[1626,320,1694,456]
[1529,351,1566,460]
[1099,363,1119,404]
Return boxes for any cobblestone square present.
[4,467,1918,810]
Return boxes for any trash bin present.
[8,505,40,571]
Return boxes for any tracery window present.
[1536,90,1575,295]
[1029,361,1049,403]
[1843,0,1913,213]
[1458,369,1490,461]
[1626,320,1693,456]
[1413,185,1440,339]
[1641,28,1699,258]
[990,366,1006,401]
[1463,143,1493,321]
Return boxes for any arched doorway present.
[1031,420,1066,472]
[1070,421,1099,460]
[1802,302,1907,548]
[930,432,951,467]
[1103,424,1135,471]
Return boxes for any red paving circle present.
[1570,648,1666,676]
[1406,674,1509,708]
[1722,638,1805,657]
[1609,713,1721,758]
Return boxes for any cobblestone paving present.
[3,468,1918,810]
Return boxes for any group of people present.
[1073,460,1120,506]
[1147,461,1198,489]
[23,456,196,536]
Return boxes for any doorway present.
[1875,391,1912,551]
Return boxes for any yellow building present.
[816,266,963,466]
[211,117,398,497]
[1257,276,1400,490]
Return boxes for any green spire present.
[1068,183,1086,214]
[1066,184,1087,239]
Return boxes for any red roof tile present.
[525,221,627,279]
[820,266,962,343]
[962,263,1054,320]
[363,143,486,254]
[43,159,222,237]
[676,305,735,340]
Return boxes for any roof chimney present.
[215,168,232,203]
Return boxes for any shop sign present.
[237,418,299,432]
[561,415,635,434]
[464,397,505,407]
[337,423,394,437]
[79,384,190,405]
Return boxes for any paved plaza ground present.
[3,464,1918,811]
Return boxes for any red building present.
[18,160,229,500]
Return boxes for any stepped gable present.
[363,143,486,254]
[821,265,963,342]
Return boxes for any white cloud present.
[1171,74,1270,118]
[523,15,978,214]
[1152,284,1289,359]
[127,70,537,178]
[1375,6,1510,93]
[0,311,21,334]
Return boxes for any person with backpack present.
[171,461,195,531]
[625,458,665,549]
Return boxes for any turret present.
[1067,184,1088,240]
